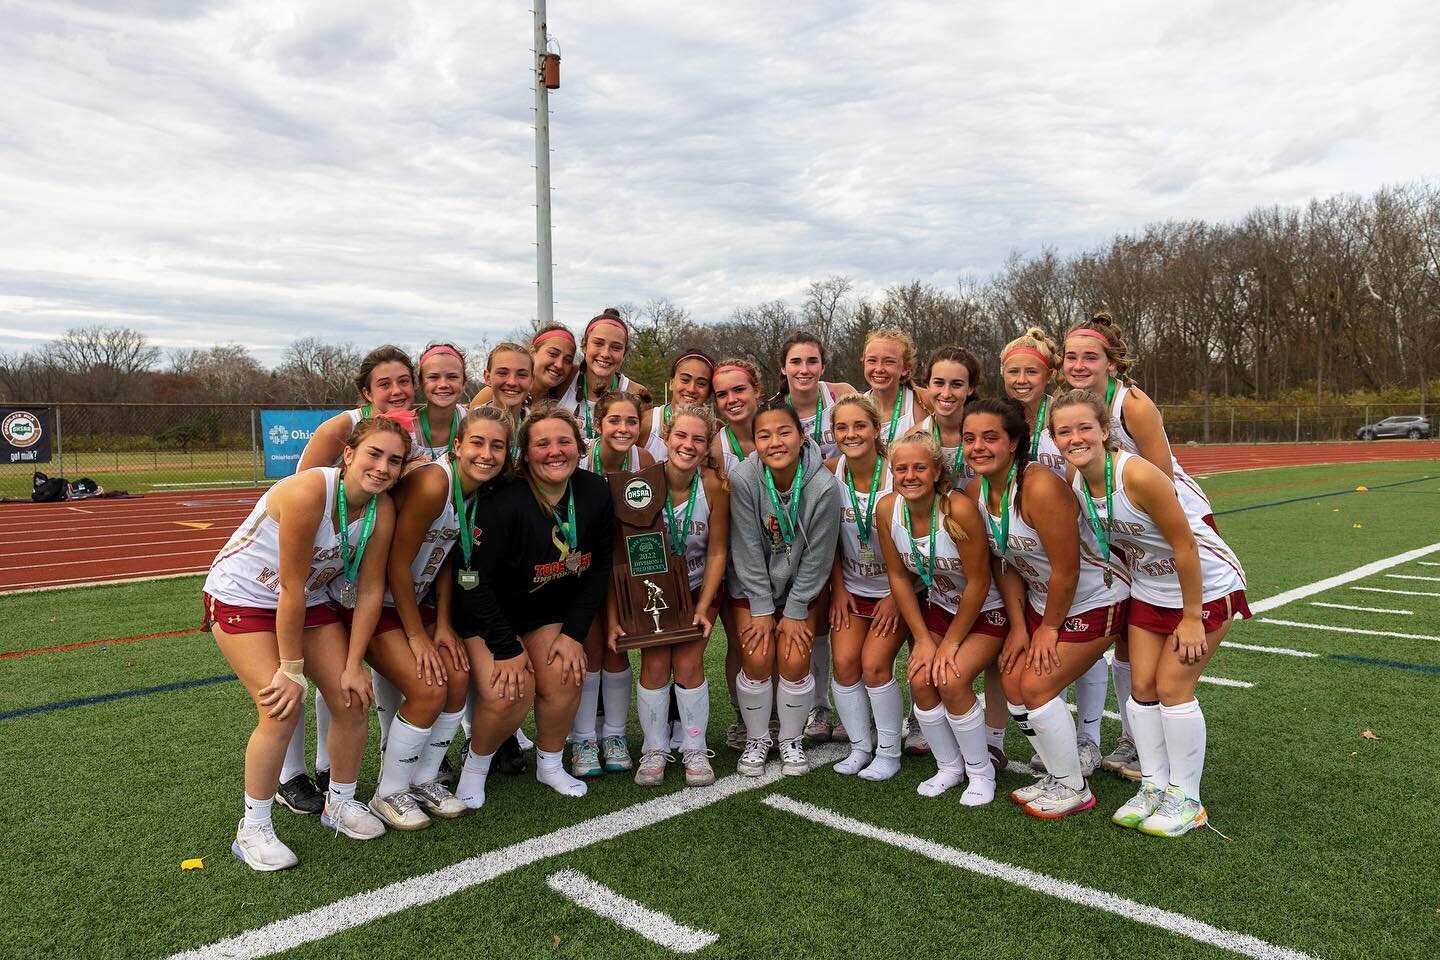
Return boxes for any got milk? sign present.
[261,410,341,478]
[1,407,51,464]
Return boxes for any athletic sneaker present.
[682,748,716,786]
[601,735,633,773]
[570,739,603,779]
[831,720,848,743]
[367,792,431,832]
[275,773,324,816]
[1138,785,1208,837]
[988,744,1008,776]
[1102,735,1141,781]
[1023,778,1096,819]
[437,753,453,787]
[315,768,331,794]
[1112,783,1164,829]
[1011,775,1054,806]
[410,779,468,819]
[633,749,671,787]
[903,718,931,756]
[778,736,810,776]
[804,706,833,740]
[725,722,746,751]
[496,734,527,776]
[231,819,299,872]
[1077,736,1102,778]
[321,797,386,839]
[737,736,773,777]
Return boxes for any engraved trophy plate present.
[607,463,706,651]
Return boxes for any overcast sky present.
[2,1,1436,364]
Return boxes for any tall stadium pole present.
[534,1,554,325]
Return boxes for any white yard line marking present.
[1220,640,1320,659]
[1353,586,1440,598]
[1248,542,1440,613]
[1068,703,1123,722]
[166,744,845,960]
[1386,574,1440,583]
[1257,618,1440,643]
[1310,601,1412,616]
[1417,561,1440,566]
[762,794,1321,960]
[1197,675,1255,688]
[546,869,718,954]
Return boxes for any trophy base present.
[614,623,707,651]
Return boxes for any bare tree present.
[276,337,361,405]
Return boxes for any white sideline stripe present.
[1386,574,1440,583]
[0,569,205,594]
[546,870,718,953]
[1353,586,1440,598]
[1220,640,1320,659]
[1248,542,1440,613]
[1197,675,1255,688]
[1067,702,1123,722]
[1310,601,1412,616]
[1418,561,1440,566]
[166,744,845,960]
[1257,618,1440,643]
[762,794,1321,960]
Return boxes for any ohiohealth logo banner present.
[261,409,342,478]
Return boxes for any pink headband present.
[419,345,464,366]
[713,363,755,384]
[672,352,715,371]
[585,315,628,339]
[1002,346,1052,368]
[379,408,418,434]
[1065,326,1111,346]
[533,328,577,347]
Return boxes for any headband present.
[585,315,628,337]
[671,352,715,374]
[1065,326,1111,346]
[1001,346,1053,368]
[419,344,463,366]
[713,363,756,384]
[379,408,419,434]
[532,328,576,347]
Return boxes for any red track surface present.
[3,440,1437,593]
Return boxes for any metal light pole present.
[534,1,555,325]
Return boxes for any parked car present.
[1355,415,1433,440]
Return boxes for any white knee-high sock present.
[868,679,904,759]
[570,670,601,743]
[460,686,476,740]
[376,715,432,798]
[281,710,308,782]
[1112,658,1134,739]
[810,634,832,709]
[456,748,492,809]
[636,683,671,753]
[372,671,402,753]
[314,691,332,772]
[413,708,464,786]
[1075,658,1109,744]
[914,702,964,796]
[948,702,995,805]
[736,672,773,741]
[1128,697,1167,789]
[830,679,873,753]
[1161,698,1206,800]
[1028,697,1084,790]
[600,667,633,739]
[674,681,710,752]
[777,675,815,741]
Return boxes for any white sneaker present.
[903,717,931,756]
[634,749,671,787]
[366,792,430,832]
[1138,785,1208,837]
[778,736,810,776]
[410,779,468,819]
[1010,775,1052,806]
[321,797,387,840]
[1077,736,1102,778]
[681,748,716,786]
[737,736,772,776]
[231,819,298,872]
[1102,735,1142,781]
[1022,778,1096,819]
[1112,783,1164,829]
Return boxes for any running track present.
[3,440,1437,593]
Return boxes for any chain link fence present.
[1156,401,1432,444]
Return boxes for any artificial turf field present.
[3,460,1439,960]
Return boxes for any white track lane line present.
[1353,586,1440,598]
[1386,574,1440,583]
[1248,542,1440,613]
[762,795,1321,960]
[545,869,718,954]
[1256,618,1440,643]
[0,536,227,557]
[1310,601,1412,616]
[1,569,206,593]
[0,546,217,572]
[1219,640,1319,659]
[165,744,845,960]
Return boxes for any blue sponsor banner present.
[262,409,342,478]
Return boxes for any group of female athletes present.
[203,309,1248,871]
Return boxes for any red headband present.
[585,315,628,338]
[1002,346,1052,368]
[379,408,418,434]
[532,328,576,348]
[419,344,463,366]
[672,352,715,372]
[713,363,755,384]
[1065,326,1111,346]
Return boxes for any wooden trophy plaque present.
[607,462,707,651]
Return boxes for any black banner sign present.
[1,407,53,464]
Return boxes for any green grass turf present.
[3,461,1439,959]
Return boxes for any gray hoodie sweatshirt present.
[726,439,842,620]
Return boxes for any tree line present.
[3,181,1436,408]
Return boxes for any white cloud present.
[0,0,1435,365]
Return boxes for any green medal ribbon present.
[787,388,825,444]
[451,463,479,589]
[548,482,579,553]
[1105,376,1116,407]
[930,418,964,475]
[903,495,938,589]
[578,371,621,440]
[1029,395,1049,458]
[1081,450,1114,563]
[590,443,604,476]
[725,426,744,460]
[866,388,905,444]
[844,456,883,551]
[981,459,1018,555]
[664,469,700,557]
[336,475,378,584]
[361,403,372,418]
[420,407,462,457]
[762,459,805,547]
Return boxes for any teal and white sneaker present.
[1138,785,1208,837]
[570,739,603,778]
[1111,783,1164,828]
[601,735,633,772]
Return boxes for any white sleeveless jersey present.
[1075,452,1244,608]
[204,467,359,609]
[720,428,750,478]
[573,373,634,441]
[643,405,671,464]
[1032,426,1067,477]
[414,404,467,463]
[659,472,713,591]
[891,495,1003,615]
[833,459,892,598]
[1109,381,1212,517]
[983,464,1128,615]
[382,457,463,607]
[579,442,640,475]
[797,383,840,460]
[919,415,976,492]
[873,387,919,444]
